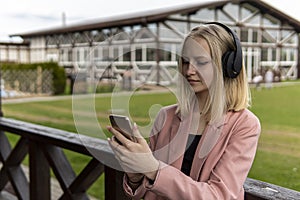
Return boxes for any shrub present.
[1,62,66,95]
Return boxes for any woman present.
[107,22,261,200]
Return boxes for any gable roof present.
[10,0,300,38]
[244,0,300,32]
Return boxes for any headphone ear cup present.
[222,51,235,78]
[206,22,242,78]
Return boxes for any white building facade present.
[3,0,300,85]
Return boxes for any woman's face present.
[181,37,214,94]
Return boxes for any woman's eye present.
[196,61,209,66]
[182,59,190,64]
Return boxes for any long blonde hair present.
[177,24,251,123]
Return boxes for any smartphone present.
[109,114,136,142]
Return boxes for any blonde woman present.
[108,22,261,200]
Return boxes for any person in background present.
[252,73,263,90]
[122,65,133,91]
[107,22,261,200]
[264,67,274,89]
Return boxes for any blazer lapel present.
[167,109,202,168]
[190,114,228,180]
[158,105,230,180]
[167,114,189,168]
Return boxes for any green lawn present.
[248,84,300,190]
[2,83,300,198]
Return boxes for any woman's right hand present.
[126,172,144,183]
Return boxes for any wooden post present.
[0,136,29,200]
[0,131,11,190]
[104,166,128,200]
[29,141,50,200]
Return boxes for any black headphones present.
[205,22,243,79]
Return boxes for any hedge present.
[1,62,66,95]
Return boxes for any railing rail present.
[0,117,299,200]
[0,117,126,200]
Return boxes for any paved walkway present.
[2,81,300,105]
[2,86,171,105]
[249,80,300,89]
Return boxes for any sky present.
[0,0,300,42]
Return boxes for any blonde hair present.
[177,24,251,123]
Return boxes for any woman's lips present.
[187,79,201,84]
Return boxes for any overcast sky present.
[0,0,299,42]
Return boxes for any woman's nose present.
[186,63,196,75]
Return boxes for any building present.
[2,0,300,85]
[0,41,30,63]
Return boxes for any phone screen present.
[109,114,136,142]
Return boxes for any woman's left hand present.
[107,123,159,181]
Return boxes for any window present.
[135,48,142,61]
[147,48,155,61]
[68,49,73,61]
[123,47,131,61]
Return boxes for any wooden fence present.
[0,117,299,200]
[1,68,53,97]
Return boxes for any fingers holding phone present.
[107,127,128,147]
[108,114,137,144]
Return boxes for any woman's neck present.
[196,90,209,114]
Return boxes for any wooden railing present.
[0,117,299,200]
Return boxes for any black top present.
[181,134,202,176]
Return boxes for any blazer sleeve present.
[143,110,261,200]
[122,107,167,199]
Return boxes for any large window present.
[113,47,119,60]
[103,47,109,60]
[146,48,155,61]
[123,47,131,61]
[135,48,142,61]
[68,49,73,61]
[160,44,173,61]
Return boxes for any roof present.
[0,41,30,46]
[10,0,300,38]
[244,0,300,32]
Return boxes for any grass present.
[248,84,300,190]
[2,92,177,198]
[2,83,300,198]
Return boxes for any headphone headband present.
[205,22,243,78]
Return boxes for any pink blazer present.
[124,104,261,200]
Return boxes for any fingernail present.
[133,122,137,130]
